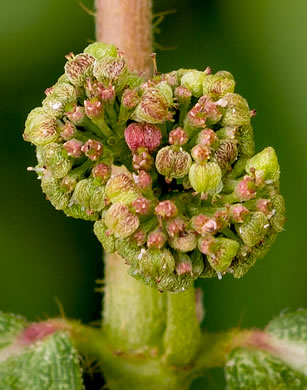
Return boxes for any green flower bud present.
[190,249,205,278]
[115,237,141,268]
[94,219,116,253]
[245,147,280,183]
[132,87,170,124]
[72,178,106,212]
[105,173,140,204]
[64,53,95,87]
[207,237,240,273]
[93,56,128,89]
[105,203,139,238]
[23,107,58,146]
[180,70,206,97]
[156,81,173,106]
[155,146,192,180]
[157,273,192,292]
[238,124,255,157]
[84,42,118,59]
[236,211,269,247]
[139,248,175,279]
[217,93,250,127]
[42,143,72,179]
[64,203,99,221]
[202,71,235,99]
[41,172,70,210]
[188,162,222,194]
[169,231,197,252]
[42,83,77,117]
[270,194,286,232]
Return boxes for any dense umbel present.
[24,43,285,292]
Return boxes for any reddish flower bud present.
[256,198,272,215]
[198,235,216,255]
[147,229,167,249]
[215,210,230,230]
[133,229,147,246]
[122,88,140,109]
[92,163,111,183]
[175,254,193,276]
[191,144,211,164]
[132,147,154,171]
[63,139,83,158]
[234,175,256,201]
[84,98,103,118]
[132,197,151,215]
[66,106,86,126]
[168,127,189,146]
[174,86,192,104]
[124,123,162,153]
[155,200,178,219]
[60,121,77,140]
[166,216,186,237]
[197,128,217,146]
[81,139,103,161]
[133,170,152,192]
[230,204,249,223]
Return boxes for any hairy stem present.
[95,0,153,77]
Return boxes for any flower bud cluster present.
[24,43,285,292]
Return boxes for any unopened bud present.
[66,106,86,126]
[207,237,239,273]
[155,146,192,180]
[132,87,170,124]
[245,147,280,183]
[92,163,111,183]
[122,88,140,109]
[191,144,211,164]
[236,211,269,247]
[180,70,206,97]
[60,121,77,140]
[132,147,154,171]
[169,230,197,252]
[256,198,272,215]
[197,128,218,146]
[168,127,189,146]
[105,203,139,238]
[124,123,162,152]
[213,139,238,171]
[216,93,250,127]
[93,56,128,89]
[132,197,152,215]
[174,85,192,105]
[94,219,116,253]
[270,195,286,232]
[84,98,103,119]
[230,204,249,223]
[73,178,106,212]
[105,173,140,204]
[42,143,72,178]
[133,170,152,192]
[189,162,222,194]
[42,83,77,117]
[202,71,235,99]
[155,200,178,219]
[63,139,84,158]
[133,229,147,246]
[23,108,58,146]
[162,71,179,88]
[41,172,70,210]
[84,42,118,59]
[139,248,175,279]
[64,53,95,87]
[234,175,256,201]
[166,216,187,237]
[81,139,103,161]
[198,235,216,255]
[147,229,167,249]
[175,253,193,276]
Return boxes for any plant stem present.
[95,0,153,77]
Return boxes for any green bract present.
[24,42,285,291]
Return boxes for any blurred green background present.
[0,0,306,388]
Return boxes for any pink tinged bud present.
[191,144,211,164]
[155,200,178,219]
[168,127,189,146]
[230,204,250,223]
[166,217,186,237]
[66,105,86,126]
[198,235,216,255]
[133,147,154,172]
[132,197,151,215]
[133,229,147,246]
[104,203,139,238]
[204,66,212,75]
[84,98,103,118]
[174,86,192,103]
[176,255,193,276]
[187,105,206,128]
[100,84,116,104]
[234,175,256,201]
[147,229,167,249]
[169,231,197,252]
[133,170,152,191]
[64,53,95,86]
[81,139,103,161]
[191,215,209,234]
[197,128,217,146]
[198,95,222,124]
[63,139,83,158]
[122,88,140,109]
[250,109,257,117]
[202,218,218,234]
[105,173,140,204]
[256,198,272,214]
[60,121,77,140]
[92,163,111,182]
[19,320,65,345]
[124,123,162,152]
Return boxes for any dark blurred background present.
[0,0,306,388]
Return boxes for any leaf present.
[0,312,84,390]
